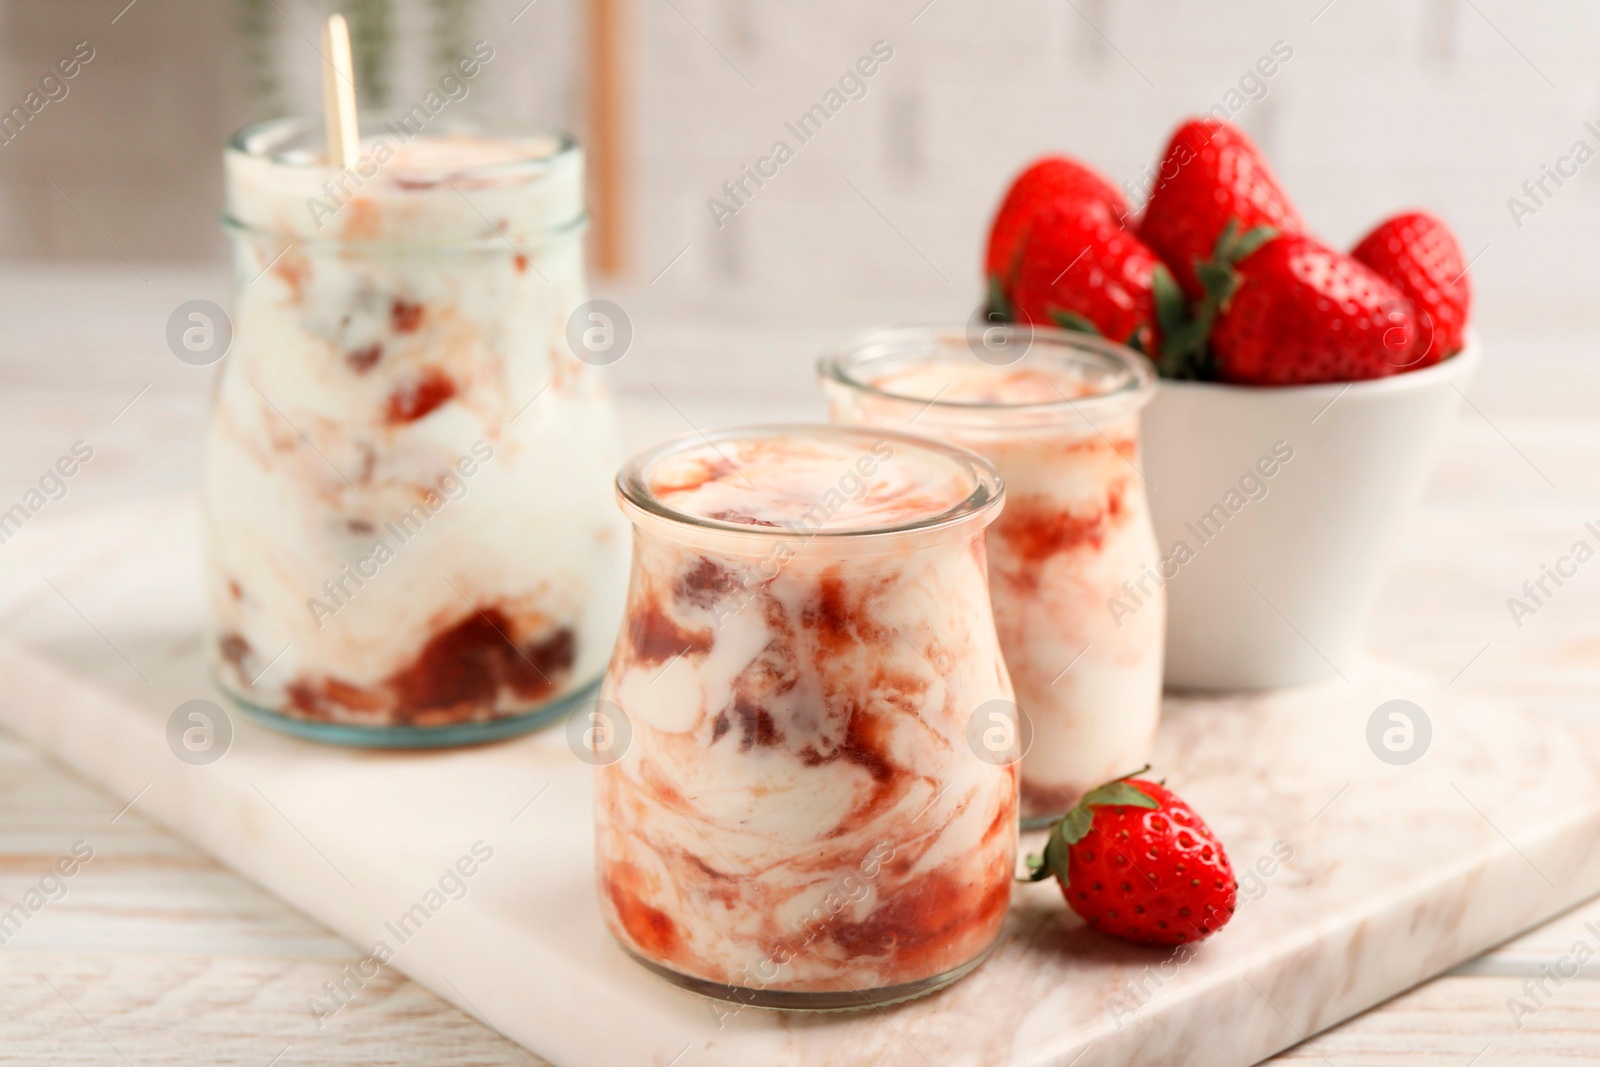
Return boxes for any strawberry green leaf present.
[1210,218,1240,263]
[1210,218,1278,268]
[1026,810,1079,886]
[1167,220,1279,383]
[1057,805,1094,846]
[1153,264,1219,380]
[1194,261,1240,307]
[1023,848,1055,882]
[1081,780,1159,810]
[1161,320,1220,380]
[1049,309,1102,335]
[1152,263,1189,337]
[1020,850,1054,885]
[1024,800,1099,887]
[1042,824,1072,887]
[1024,804,1089,885]
[1231,224,1278,263]
[1160,318,1208,358]
[985,274,1013,323]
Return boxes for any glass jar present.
[203,115,627,746]
[593,424,1016,1009]
[821,326,1162,825]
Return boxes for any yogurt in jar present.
[204,117,626,738]
[594,425,1016,1006]
[822,326,1164,819]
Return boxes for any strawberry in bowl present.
[985,155,1130,290]
[980,118,1480,690]
[1138,118,1305,300]
[1008,203,1170,357]
[1205,230,1421,384]
[1352,210,1473,370]
[983,155,1169,354]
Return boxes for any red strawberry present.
[1139,119,1305,298]
[1009,206,1171,355]
[1207,233,1419,384]
[1028,773,1236,947]
[986,157,1130,312]
[1351,211,1471,369]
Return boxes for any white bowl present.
[1141,334,1481,690]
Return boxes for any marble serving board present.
[1,497,1599,1067]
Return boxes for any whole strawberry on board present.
[1199,225,1420,385]
[985,156,1131,306]
[1352,210,1472,369]
[1026,770,1237,947]
[1139,118,1305,299]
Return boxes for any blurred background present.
[0,0,1595,449]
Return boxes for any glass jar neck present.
[820,324,1157,433]
[616,424,1005,560]
[224,114,585,244]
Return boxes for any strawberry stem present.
[1153,219,1278,381]
[1049,309,1102,335]
[985,274,1013,323]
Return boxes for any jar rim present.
[228,112,579,175]
[223,113,586,246]
[819,324,1157,428]
[616,423,1004,549]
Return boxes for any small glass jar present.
[203,115,627,746]
[593,424,1016,1009]
[821,326,1162,825]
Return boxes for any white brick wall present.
[0,0,1593,400]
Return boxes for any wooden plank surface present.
[0,731,546,1067]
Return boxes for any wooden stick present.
[322,14,360,168]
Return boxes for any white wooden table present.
[1,270,1598,1065]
